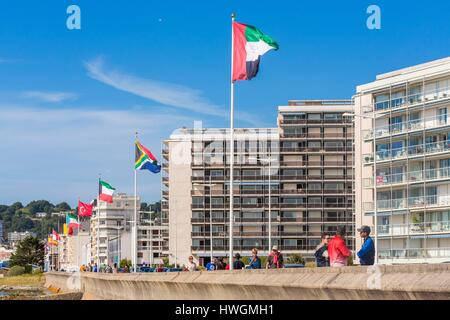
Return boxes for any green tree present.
[26,200,54,215]
[10,236,45,268]
[286,253,305,265]
[119,259,132,268]
[55,202,71,211]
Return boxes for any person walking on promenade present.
[248,248,262,269]
[328,226,351,267]
[232,253,245,270]
[314,233,330,267]
[206,258,217,271]
[185,256,197,271]
[357,225,375,265]
[266,245,284,269]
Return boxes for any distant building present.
[36,212,47,218]
[0,220,3,241]
[7,231,37,247]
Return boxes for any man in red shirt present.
[328,226,351,267]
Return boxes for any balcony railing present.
[378,247,450,260]
[364,195,450,211]
[378,221,450,237]
[363,114,450,140]
[364,86,450,114]
[365,166,450,187]
[281,146,352,153]
[364,140,450,163]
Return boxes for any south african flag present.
[135,140,161,173]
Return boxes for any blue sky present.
[0,0,449,206]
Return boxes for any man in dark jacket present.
[357,225,375,265]
[314,233,330,267]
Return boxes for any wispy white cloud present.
[83,57,265,126]
[84,57,226,117]
[22,90,77,103]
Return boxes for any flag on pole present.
[66,212,80,228]
[99,180,115,203]
[78,200,93,217]
[232,21,279,81]
[135,141,161,173]
[52,229,61,241]
[48,235,58,246]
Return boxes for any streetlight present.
[194,175,217,264]
[343,112,378,264]
[248,156,277,253]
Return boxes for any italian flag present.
[99,179,115,203]
[66,213,80,228]
[232,22,279,81]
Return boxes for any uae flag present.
[232,22,279,81]
[66,213,80,228]
[99,180,115,203]
[78,200,93,217]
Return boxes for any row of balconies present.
[364,167,450,188]
[191,189,353,196]
[192,203,353,209]
[190,146,352,154]
[364,86,450,114]
[363,114,450,141]
[189,160,353,168]
[191,175,351,182]
[378,221,450,237]
[364,195,450,212]
[191,231,330,238]
[280,133,353,139]
[364,139,450,164]
[378,247,450,260]
[190,217,352,223]
[279,119,352,125]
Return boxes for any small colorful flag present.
[232,21,279,81]
[78,200,93,217]
[135,140,161,173]
[66,212,80,228]
[52,229,61,241]
[63,223,68,236]
[99,180,115,203]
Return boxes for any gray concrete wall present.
[45,264,450,300]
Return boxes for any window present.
[323,113,341,121]
[307,113,321,121]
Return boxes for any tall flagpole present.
[77,197,80,268]
[97,173,101,270]
[133,131,138,273]
[228,13,235,270]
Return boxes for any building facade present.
[355,57,450,264]
[278,101,355,257]
[163,100,355,266]
[90,193,169,266]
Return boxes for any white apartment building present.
[355,57,450,264]
[163,101,355,266]
[91,193,169,266]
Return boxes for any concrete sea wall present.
[45,264,450,300]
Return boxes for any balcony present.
[378,247,450,260]
[365,166,450,188]
[280,133,353,139]
[363,114,450,141]
[281,146,352,153]
[364,139,450,164]
[364,86,450,114]
[364,195,450,212]
[378,221,450,237]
